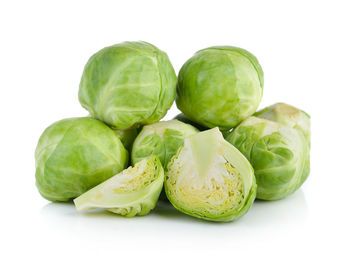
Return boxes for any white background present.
[1,0,349,252]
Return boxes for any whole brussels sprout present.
[35,117,128,202]
[226,116,309,200]
[165,128,257,222]
[254,103,311,186]
[79,41,177,130]
[176,46,263,131]
[74,155,164,217]
[131,120,199,169]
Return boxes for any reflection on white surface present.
[40,189,308,243]
[245,190,308,225]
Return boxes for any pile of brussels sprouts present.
[35,41,310,222]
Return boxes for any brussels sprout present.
[35,117,128,202]
[226,116,309,200]
[113,128,138,151]
[254,103,310,145]
[79,41,177,130]
[176,46,263,130]
[74,155,164,217]
[131,120,199,169]
[165,128,256,222]
[254,103,311,186]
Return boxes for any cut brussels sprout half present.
[226,116,309,200]
[79,41,177,130]
[165,128,256,222]
[74,155,164,217]
[131,120,199,169]
[176,46,263,130]
[35,117,129,202]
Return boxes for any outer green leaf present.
[131,120,199,169]
[226,116,309,200]
[254,103,311,187]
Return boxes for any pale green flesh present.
[74,156,164,217]
[188,128,219,178]
[165,128,256,222]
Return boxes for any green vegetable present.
[226,114,309,200]
[176,46,263,130]
[35,117,128,202]
[254,103,311,187]
[79,41,177,130]
[74,155,164,217]
[254,103,310,144]
[131,120,199,169]
[35,39,311,221]
[165,128,256,222]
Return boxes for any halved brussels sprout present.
[35,117,128,202]
[79,41,177,130]
[226,116,309,200]
[74,155,164,217]
[131,120,199,169]
[254,103,311,185]
[165,128,256,222]
[176,46,263,131]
